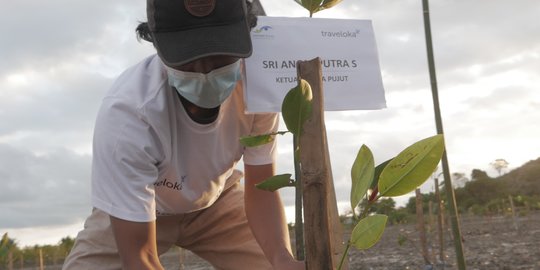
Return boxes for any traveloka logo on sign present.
[321,29,361,38]
[254,25,272,33]
[252,25,274,39]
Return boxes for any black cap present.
[147,0,253,67]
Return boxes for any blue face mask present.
[165,60,242,109]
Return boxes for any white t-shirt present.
[91,54,279,222]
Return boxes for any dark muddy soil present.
[159,212,540,269]
[348,212,540,270]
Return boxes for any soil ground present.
[159,212,540,270]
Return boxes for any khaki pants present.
[63,183,272,270]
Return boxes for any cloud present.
[0,1,155,154]
[0,0,149,73]
[0,144,91,228]
[1,71,108,132]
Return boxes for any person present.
[62,0,304,269]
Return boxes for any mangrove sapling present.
[337,134,445,270]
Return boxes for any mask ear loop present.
[240,59,250,113]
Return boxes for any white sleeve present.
[91,97,163,222]
[243,112,279,166]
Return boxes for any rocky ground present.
[159,212,540,269]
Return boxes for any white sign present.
[244,16,386,113]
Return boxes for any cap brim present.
[152,19,252,67]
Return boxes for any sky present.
[1,0,539,247]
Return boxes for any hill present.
[453,158,540,214]
[403,158,540,215]
[498,157,540,196]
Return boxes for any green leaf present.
[350,145,375,214]
[378,135,445,197]
[240,134,274,147]
[316,0,343,12]
[281,79,313,135]
[350,214,388,250]
[294,0,341,15]
[302,0,324,12]
[295,0,342,14]
[255,174,295,192]
[240,131,289,147]
[371,158,394,190]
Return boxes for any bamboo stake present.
[434,177,445,263]
[38,248,44,270]
[298,58,346,270]
[509,195,518,231]
[428,201,434,234]
[421,0,466,268]
[415,189,431,265]
[8,250,13,270]
[428,201,435,263]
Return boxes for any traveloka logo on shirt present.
[154,176,187,190]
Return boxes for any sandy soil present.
[159,212,540,269]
